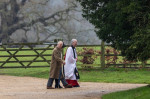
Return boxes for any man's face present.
[73,41,77,47]
[58,42,63,49]
[60,43,63,48]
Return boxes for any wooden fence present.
[0,42,150,69]
[0,42,55,68]
[71,41,150,68]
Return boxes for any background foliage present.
[77,0,150,62]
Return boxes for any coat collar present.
[56,46,62,51]
[71,45,75,49]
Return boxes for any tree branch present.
[8,6,75,35]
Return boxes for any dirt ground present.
[0,75,147,99]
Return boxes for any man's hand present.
[75,58,78,62]
[63,61,66,65]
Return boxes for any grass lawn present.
[102,85,150,99]
[0,67,150,84]
[0,67,150,99]
[80,68,150,84]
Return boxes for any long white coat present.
[64,47,77,80]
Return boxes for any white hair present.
[57,41,63,45]
[71,39,77,45]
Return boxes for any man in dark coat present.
[47,41,72,89]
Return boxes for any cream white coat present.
[64,47,77,80]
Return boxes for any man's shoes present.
[58,85,63,88]
[64,84,72,88]
[47,86,54,89]
[73,85,80,87]
[55,85,63,88]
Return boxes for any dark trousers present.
[47,78,54,87]
[47,77,68,87]
[47,67,68,87]
[55,68,62,87]
[57,67,68,86]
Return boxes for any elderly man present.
[64,39,80,87]
[47,41,72,89]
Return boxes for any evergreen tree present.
[77,0,150,61]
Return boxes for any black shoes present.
[73,85,80,87]
[47,84,72,89]
[55,85,63,88]
[47,86,55,89]
[64,84,72,88]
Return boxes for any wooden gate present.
[0,42,56,68]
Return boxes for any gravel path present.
[0,75,147,99]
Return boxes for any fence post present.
[101,41,105,68]
[141,61,146,68]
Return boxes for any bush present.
[78,48,98,68]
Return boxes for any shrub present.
[78,48,98,68]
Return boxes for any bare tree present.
[0,0,96,44]
[0,0,78,43]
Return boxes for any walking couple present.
[47,39,80,89]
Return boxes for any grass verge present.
[0,67,150,84]
[102,85,150,99]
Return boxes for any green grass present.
[80,68,150,83]
[0,67,150,84]
[102,85,150,99]
[0,68,50,78]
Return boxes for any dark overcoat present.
[49,47,63,79]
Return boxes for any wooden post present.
[54,39,57,47]
[101,41,105,68]
[141,61,146,68]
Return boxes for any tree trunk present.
[0,2,9,43]
[0,0,19,43]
